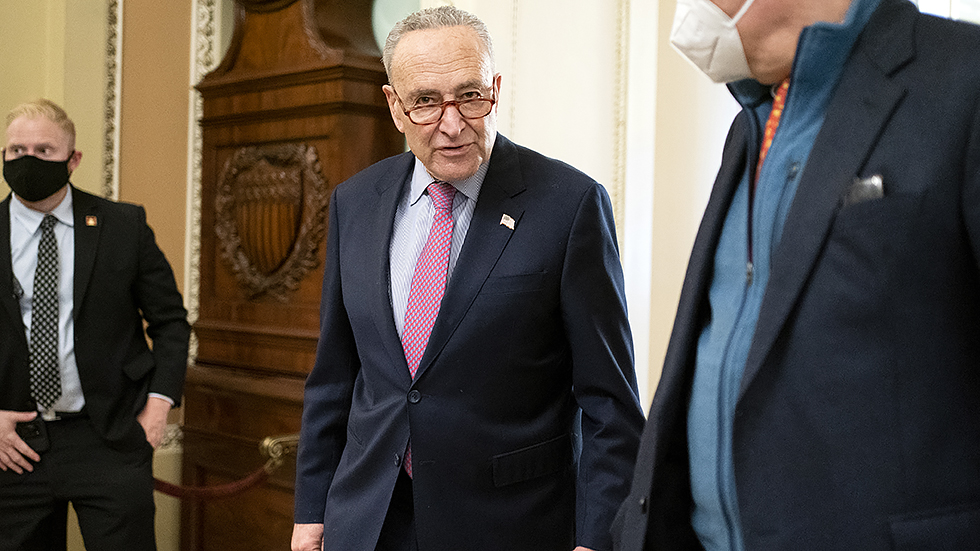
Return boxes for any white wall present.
[917,0,980,21]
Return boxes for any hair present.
[5,98,77,147]
[382,5,495,83]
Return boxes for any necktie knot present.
[40,214,58,232]
[428,181,456,212]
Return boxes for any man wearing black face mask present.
[0,99,189,550]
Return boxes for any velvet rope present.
[153,467,269,500]
[152,433,299,501]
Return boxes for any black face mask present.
[3,153,73,202]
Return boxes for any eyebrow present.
[405,80,490,102]
[6,141,58,150]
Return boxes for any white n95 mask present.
[670,0,756,83]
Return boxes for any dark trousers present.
[374,470,418,551]
[0,416,156,551]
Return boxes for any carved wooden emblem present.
[215,143,329,301]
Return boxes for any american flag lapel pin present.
[85,215,97,227]
[499,213,515,231]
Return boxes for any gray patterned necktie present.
[30,214,61,410]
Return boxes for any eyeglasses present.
[393,89,496,125]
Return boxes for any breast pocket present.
[481,272,548,296]
[820,194,921,292]
[830,193,919,240]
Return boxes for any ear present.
[383,85,407,134]
[491,73,502,110]
[67,150,82,174]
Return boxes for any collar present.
[728,0,884,109]
[408,143,493,207]
[10,185,75,234]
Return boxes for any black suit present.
[614,1,980,549]
[295,135,645,551]
[0,186,190,549]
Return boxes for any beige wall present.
[118,4,192,550]
[118,2,192,291]
[0,0,107,198]
[1,0,189,294]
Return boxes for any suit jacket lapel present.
[72,187,101,319]
[0,196,26,344]
[413,135,526,380]
[369,154,417,378]
[650,117,749,441]
[739,0,914,397]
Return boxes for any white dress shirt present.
[10,187,85,416]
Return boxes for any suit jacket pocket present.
[889,502,980,550]
[481,272,548,295]
[491,433,572,487]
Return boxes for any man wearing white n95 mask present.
[614,0,980,549]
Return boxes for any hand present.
[136,396,172,449]
[574,547,596,551]
[291,523,324,551]
[0,410,42,474]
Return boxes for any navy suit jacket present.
[295,134,645,551]
[614,1,980,549]
[0,186,190,450]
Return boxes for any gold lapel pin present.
[499,213,515,231]
[85,215,98,227]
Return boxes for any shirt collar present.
[728,0,883,109]
[10,185,75,234]
[409,133,496,206]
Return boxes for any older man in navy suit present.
[291,6,644,551]
[614,0,980,549]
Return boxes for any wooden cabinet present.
[182,1,402,548]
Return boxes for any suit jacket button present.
[408,390,421,404]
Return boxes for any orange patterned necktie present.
[755,78,790,186]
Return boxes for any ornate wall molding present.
[102,0,123,200]
[187,0,222,354]
[159,423,184,451]
[612,0,630,247]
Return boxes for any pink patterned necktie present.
[401,181,456,476]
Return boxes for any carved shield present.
[215,143,329,301]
